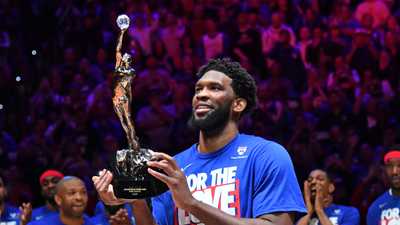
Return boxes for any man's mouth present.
[311,185,317,196]
[195,103,213,114]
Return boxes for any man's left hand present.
[109,209,133,225]
[18,202,32,225]
[147,152,195,211]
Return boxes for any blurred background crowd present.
[0,0,399,223]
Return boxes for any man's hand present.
[314,183,327,214]
[18,202,32,225]
[109,208,134,225]
[147,152,195,211]
[92,169,131,206]
[303,181,315,215]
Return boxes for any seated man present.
[0,169,32,225]
[297,169,360,225]
[31,170,64,221]
[88,201,134,225]
[28,176,93,225]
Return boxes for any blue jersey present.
[27,214,94,225]
[90,202,135,224]
[367,190,400,225]
[1,205,22,225]
[31,205,58,221]
[304,204,360,225]
[152,134,307,225]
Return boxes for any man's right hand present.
[303,181,315,215]
[92,169,132,206]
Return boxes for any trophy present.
[107,14,169,199]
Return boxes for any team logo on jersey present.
[175,166,241,225]
[237,147,247,155]
[334,209,341,214]
[9,213,17,218]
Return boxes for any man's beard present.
[188,100,232,133]
[45,195,56,205]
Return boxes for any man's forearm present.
[185,199,293,225]
[315,209,333,225]
[130,200,158,225]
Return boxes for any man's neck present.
[198,122,239,154]
[0,203,5,213]
[59,212,85,225]
[45,200,59,212]
[391,188,400,196]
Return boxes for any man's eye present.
[211,87,220,90]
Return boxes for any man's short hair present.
[196,58,258,119]
[312,169,334,184]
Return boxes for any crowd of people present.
[0,0,400,224]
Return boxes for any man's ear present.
[328,183,335,194]
[54,195,62,206]
[233,98,247,113]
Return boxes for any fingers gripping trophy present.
[108,14,168,199]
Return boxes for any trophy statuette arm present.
[115,29,126,70]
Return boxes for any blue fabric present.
[1,205,22,225]
[301,204,360,225]
[31,205,58,221]
[27,214,94,225]
[91,201,135,224]
[367,190,400,225]
[151,133,307,225]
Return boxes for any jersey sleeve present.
[342,207,360,225]
[252,141,307,218]
[152,193,167,225]
[367,204,377,225]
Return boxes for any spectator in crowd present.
[345,28,379,78]
[262,12,296,57]
[269,29,306,93]
[198,18,230,64]
[159,13,185,57]
[355,0,390,29]
[0,169,32,225]
[231,11,263,70]
[367,144,400,225]
[31,170,64,221]
[137,55,171,95]
[297,169,360,224]
[127,5,158,56]
[360,14,381,49]
[338,5,360,41]
[29,176,91,225]
[296,26,313,69]
[136,86,175,152]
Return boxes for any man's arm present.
[147,152,296,225]
[92,170,158,225]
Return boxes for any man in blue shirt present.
[367,144,400,225]
[0,169,32,225]
[297,169,360,225]
[93,58,307,224]
[28,176,93,225]
[30,170,64,221]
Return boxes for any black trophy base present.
[107,154,169,199]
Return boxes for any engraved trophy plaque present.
[107,14,168,199]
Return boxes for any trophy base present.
[107,153,169,199]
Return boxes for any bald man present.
[28,176,94,225]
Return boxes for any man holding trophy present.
[93,14,307,225]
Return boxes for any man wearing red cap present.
[367,144,400,225]
[30,170,64,221]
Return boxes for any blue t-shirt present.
[28,214,94,225]
[367,190,400,225]
[302,204,360,225]
[31,205,58,221]
[152,134,307,225]
[90,201,135,224]
[1,205,22,225]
